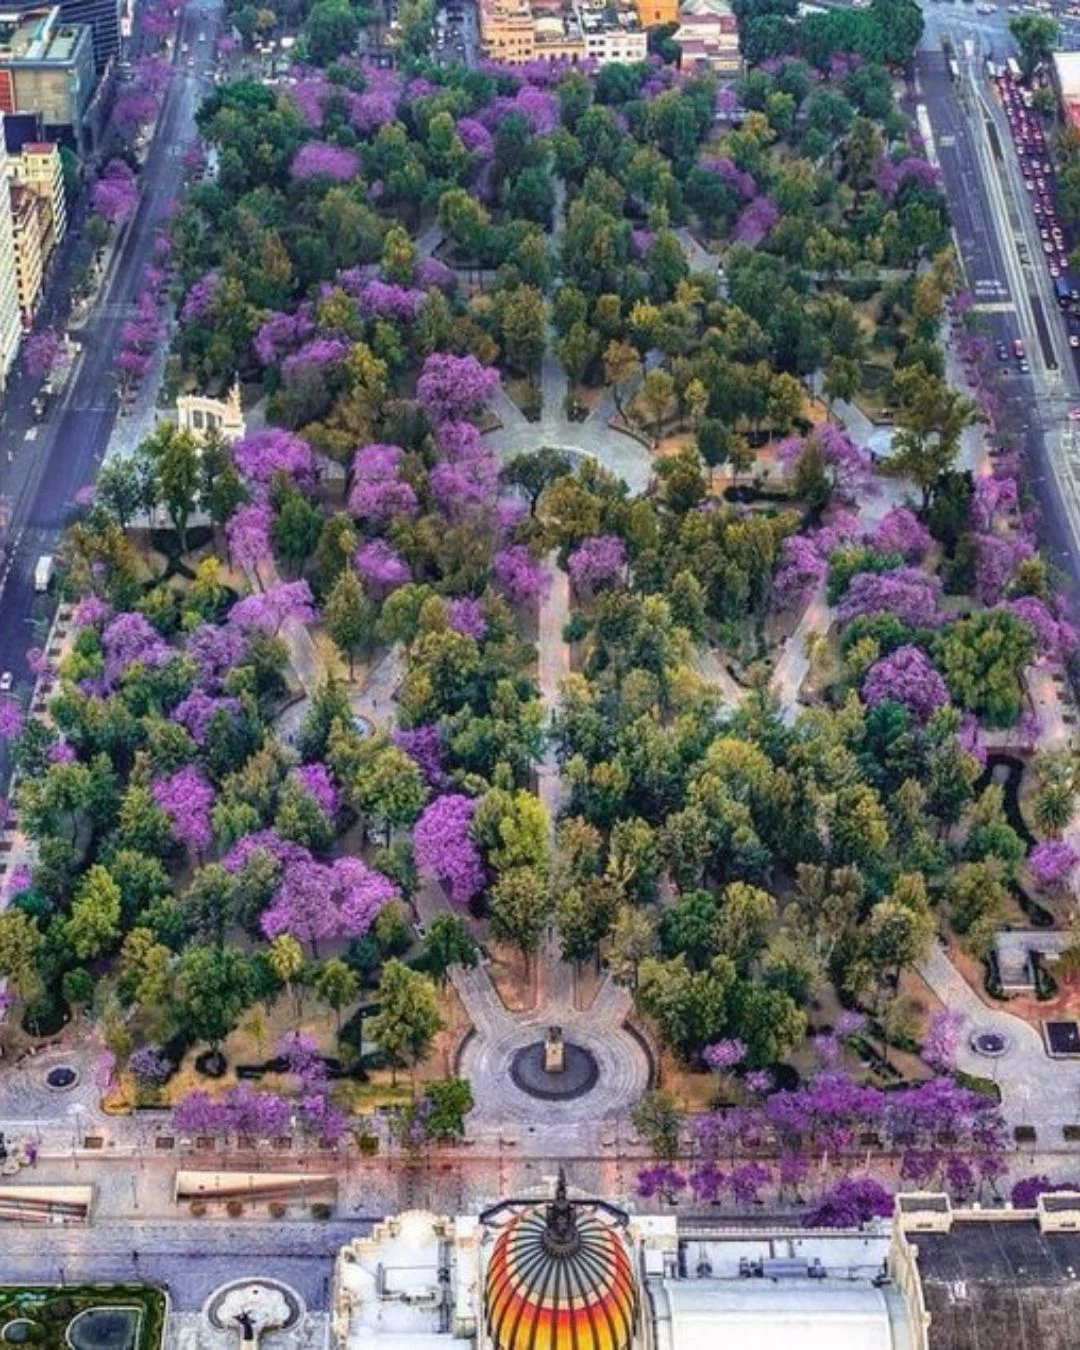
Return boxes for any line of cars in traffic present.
[996,69,1080,357]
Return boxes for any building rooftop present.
[679,0,736,17]
[0,5,85,63]
[1055,49,1080,99]
[914,1220,1080,1349]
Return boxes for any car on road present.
[1020,359,1031,372]
[0,673,13,694]
[997,341,1010,360]
[1071,335,1080,348]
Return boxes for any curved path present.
[919,941,1080,1135]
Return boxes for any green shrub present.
[954,1070,1002,1103]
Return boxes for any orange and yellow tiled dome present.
[484,1178,637,1350]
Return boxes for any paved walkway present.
[480,179,654,493]
[918,941,1080,1134]
[413,877,647,1149]
[767,413,913,720]
[693,645,745,709]
[535,557,573,1012]
[405,555,645,1142]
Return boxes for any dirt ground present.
[487,941,536,1013]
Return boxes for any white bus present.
[1006,56,1022,81]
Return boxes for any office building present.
[57,0,119,72]
[0,5,95,148]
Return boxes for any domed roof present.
[485,1177,637,1350]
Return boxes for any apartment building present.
[480,0,645,64]
[478,0,535,62]
[579,1,646,63]
[8,179,41,325]
[0,149,23,393]
[673,0,740,74]
[11,139,64,259]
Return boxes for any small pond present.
[3,1321,38,1343]
[67,1308,141,1350]
[970,1031,1009,1058]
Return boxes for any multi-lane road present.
[0,2,220,785]
[917,44,1080,588]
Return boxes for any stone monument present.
[544,1026,565,1073]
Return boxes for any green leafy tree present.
[423,912,479,986]
[314,956,360,1027]
[119,927,172,1007]
[268,932,305,1013]
[632,1089,683,1162]
[273,490,323,577]
[489,867,549,972]
[494,284,547,380]
[354,744,428,844]
[97,457,150,528]
[423,1076,475,1141]
[640,367,675,441]
[0,910,43,1000]
[140,424,201,552]
[368,958,443,1084]
[305,0,359,64]
[1010,14,1058,78]
[501,448,572,516]
[66,864,122,961]
[175,944,255,1054]
[888,364,979,510]
[606,904,657,989]
[324,568,375,679]
[636,953,735,1064]
[556,875,621,967]
[473,788,550,874]
[934,611,1036,728]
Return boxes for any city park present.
[1,0,1079,1224]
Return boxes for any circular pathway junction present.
[458,1014,649,1126]
[510,1041,599,1101]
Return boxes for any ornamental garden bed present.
[0,1289,164,1350]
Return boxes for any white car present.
[1071,335,1080,348]
[0,672,12,693]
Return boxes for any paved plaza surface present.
[4,5,1080,1290]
